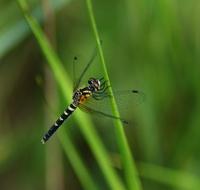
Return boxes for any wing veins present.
[79,103,128,124]
[73,48,98,91]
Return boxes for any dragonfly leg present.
[95,85,110,96]
[99,77,105,81]
[92,94,109,100]
[99,80,108,90]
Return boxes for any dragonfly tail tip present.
[41,139,45,144]
[132,90,139,93]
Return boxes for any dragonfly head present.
[88,78,100,91]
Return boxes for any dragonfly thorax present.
[72,88,92,106]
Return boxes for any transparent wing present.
[91,78,145,103]
[79,103,128,124]
[80,85,144,124]
[93,89,144,102]
[73,47,98,92]
[71,43,143,124]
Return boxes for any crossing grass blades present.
[41,48,141,144]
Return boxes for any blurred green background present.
[0,0,200,189]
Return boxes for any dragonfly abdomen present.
[41,103,77,144]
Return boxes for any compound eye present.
[88,77,95,85]
[97,80,100,87]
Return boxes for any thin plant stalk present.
[17,1,125,189]
[58,130,99,190]
[86,0,142,189]
[139,162,200,190]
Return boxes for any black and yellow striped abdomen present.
[41,86,95,143]
[41,103,77,143]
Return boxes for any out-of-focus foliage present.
[0,0,200,189]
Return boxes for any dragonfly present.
[41,48,141,144]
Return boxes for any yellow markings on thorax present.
[79,90,92,104]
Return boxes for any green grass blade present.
[139,162,200,190]
[0,0,71,58]
[85,0,142,189]
[17,1,125,189]
[58,130,99,190]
